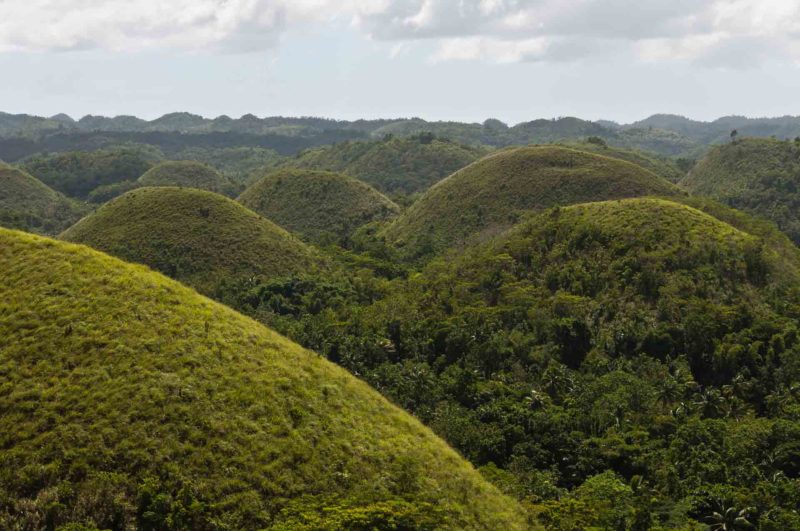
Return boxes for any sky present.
[0,0,799,124]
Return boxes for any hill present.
[560,138,686,182]
[0,164,86,234]
[61,187,323,295]
[21,147,156,200]
[238,169,401,244]
[0,228,527,530]
[283,135,488,194]
[681,137,800,244]
[138,160,239,196]
[381,145,683,258]
[298,197,800,528]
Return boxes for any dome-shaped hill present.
[138,160,238,196]
[238,169,401,244]
[0,228,527,530]
[282,135,488,194]
[682,137,800,244]
[560,139,686,182]
[381,145,683,258]
[61,187,323,294]
[0,165,85,234]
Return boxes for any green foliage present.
[21,148,155,199]
[168,146,285,184]
[253,197,800,529]
[682,137,800,244]
[562,139,687,183]
[281,135,487,194]
[381,145,684,260]
[138,160,240,197]
[0,165,87,234]
[61,187,325,295]
[238,169,401,245]
[0,228,527,530]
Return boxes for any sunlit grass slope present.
[238,169,401,244]
[560,139,686,183]
[682,137,800,244]
[0,228,529,530]
[138,160,239,196]
[61,187,323,295]
[0,164,86,234]
[381,145,683,259]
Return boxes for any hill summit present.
[238,169,400,244]
[138,160,238,196]
[61,187,323,294]
[381,145,683,258]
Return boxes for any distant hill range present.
[4,111,800,161]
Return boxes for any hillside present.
[61,187,323,295]
[381,145,683,258]
[21,147,156,199]
[291,197,800,528]
[0,165,86,234]
[682,137,800,244]
[283,135,488,194]
[0,228,527,530]
[559,139,686,182]
[238,169,401,244]
[138,160,240,197]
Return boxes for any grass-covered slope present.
[682,137,800,244]
[282,135,487,195]
[381,145,683,258]
[138,160,239,196]
[560,139,686,183]
[238,169,401,244]
[0,164,86,234]
[61,187,322,295]
[0,228,527,530]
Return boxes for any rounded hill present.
[0,164,85,234]
[138,160,238,196]
[682,137,800,244]
[381,145,683,258]
[0,228,527,530]
[61,187,323,294]
[282,135,487,194]
[238,169,401,244]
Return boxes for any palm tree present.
[706,504,754,530]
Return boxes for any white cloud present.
[1,0,799,68]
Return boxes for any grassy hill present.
[61,187,323,295]
[21,147,155,200]
[138,160,240,197]
[560,139,686,182]
[682,137,800,244]
[282,135,487,195]
[238,169,401,244]
[0,164,86,234]
[0,228,528,530]
[296,197,800,528]
[381,145,683,259]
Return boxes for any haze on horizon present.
[1,0,799,123]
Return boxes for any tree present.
[730,129,739,143]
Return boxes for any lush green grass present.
[0,165,87,234]
[0,228,529,530]
[61,187,324,296]
[238,169,401,245]
[138,160,240,197]
[280,197,800,528]
[682,137,800,244]
[381,145,684,259]
[281,135,488,195]
[560,139,686,183]
[21,148,155,200]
